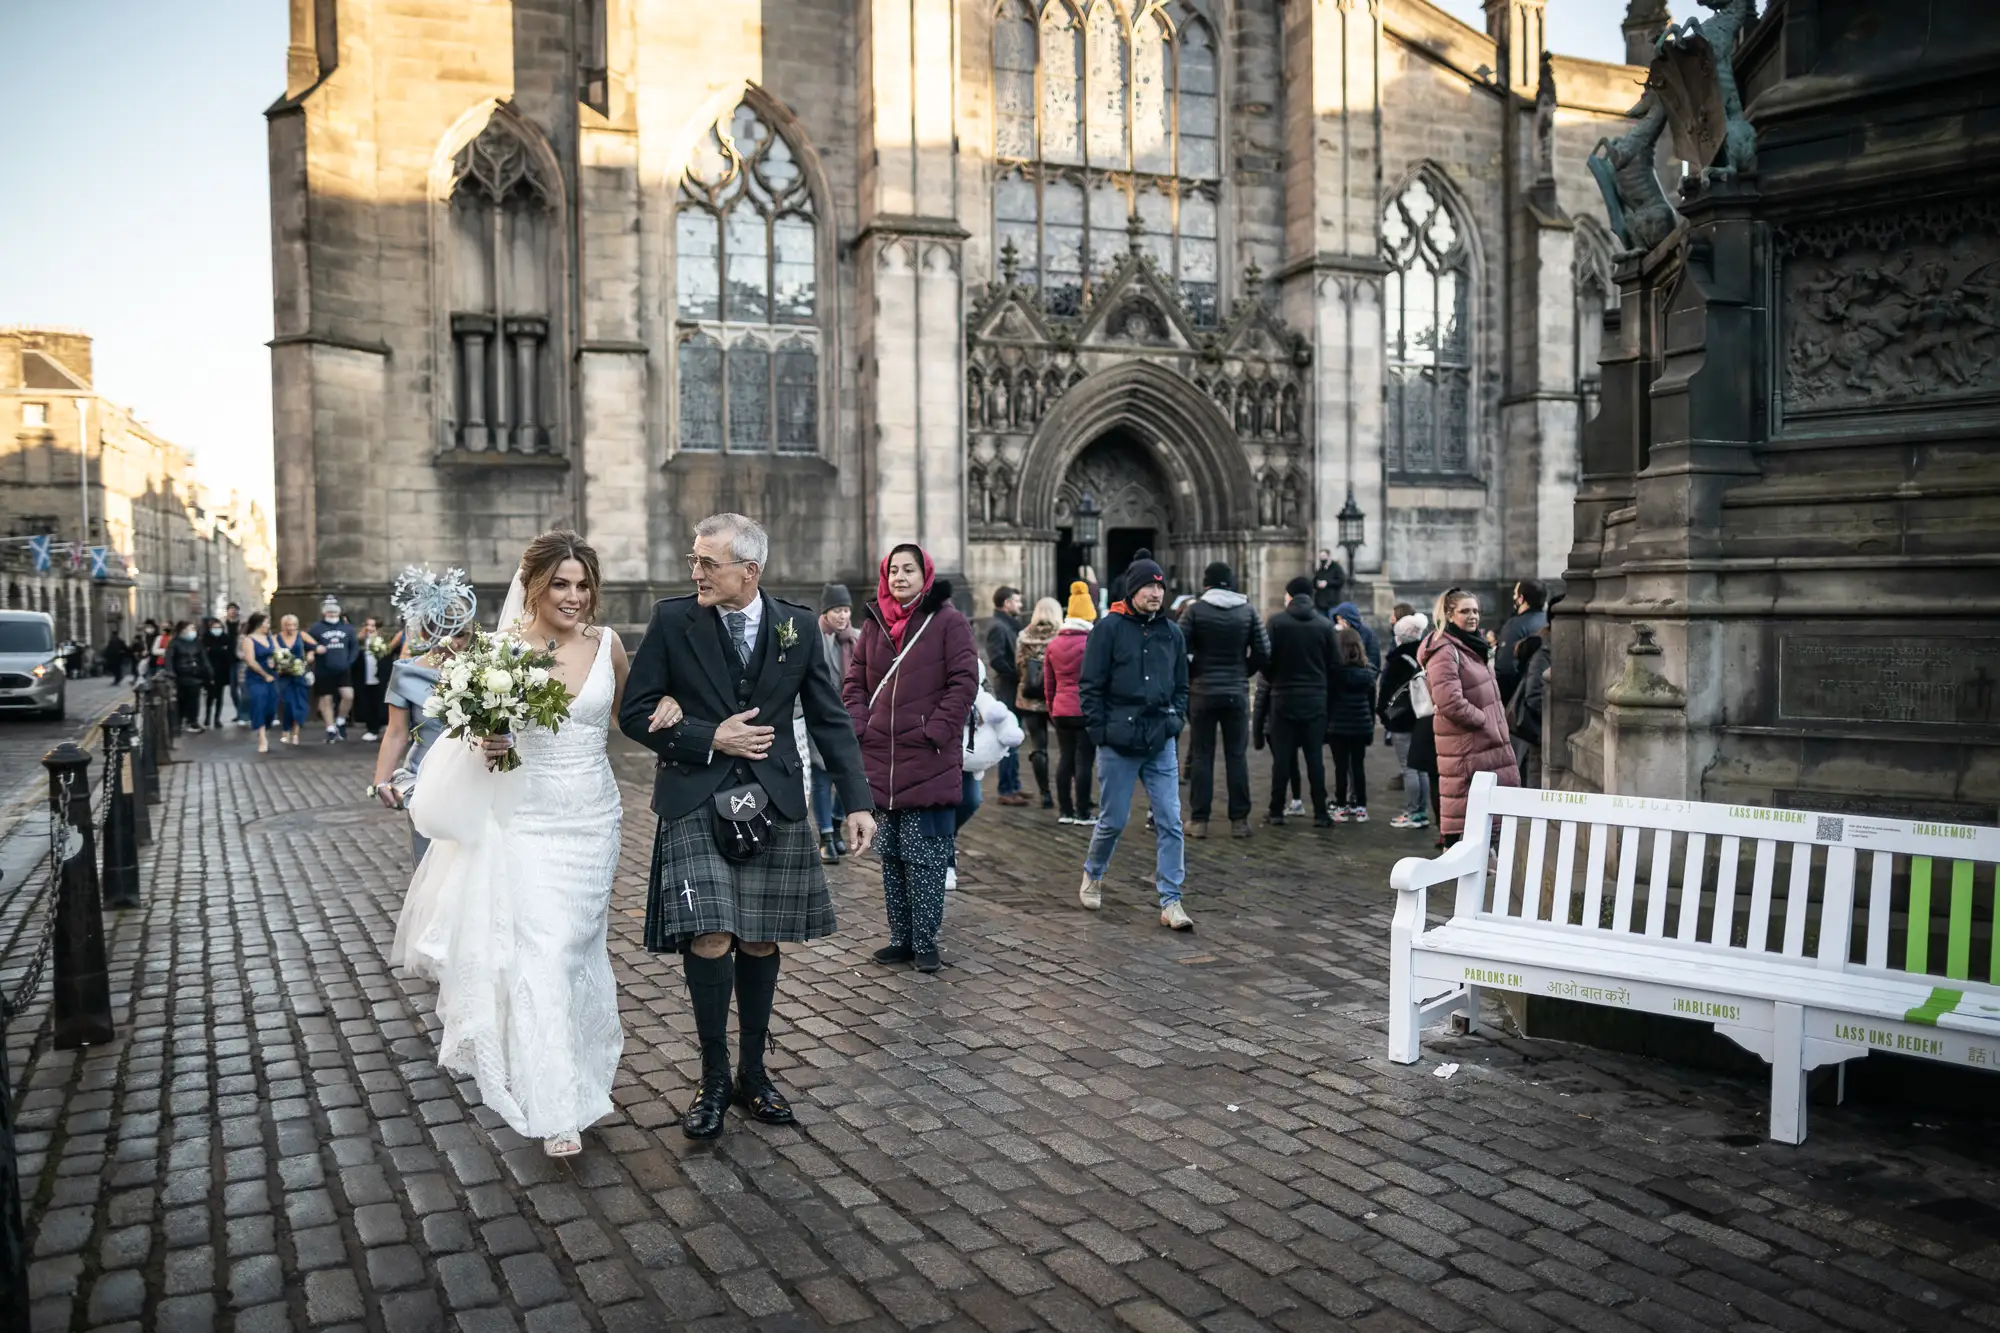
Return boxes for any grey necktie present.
[725,611,750,665]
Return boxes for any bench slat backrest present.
[1458,774,2000,991]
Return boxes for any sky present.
[0,0,1674,516]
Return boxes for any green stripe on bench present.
[1905,986,1964,1027]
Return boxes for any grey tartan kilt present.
[644,805,835,951]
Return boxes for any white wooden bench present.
[1388,772,2000,1143]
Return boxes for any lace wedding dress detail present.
[392,629,623,1139]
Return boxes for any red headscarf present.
[875,544,935,649]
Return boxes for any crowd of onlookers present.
[801,539,1559,965]
[108,596,409,756]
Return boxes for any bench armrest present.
[1390,838,1486,895]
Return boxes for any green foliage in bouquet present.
[422,630,574,772]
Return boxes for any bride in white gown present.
[391,530,640,1157]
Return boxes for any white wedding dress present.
[391,626,623,1139]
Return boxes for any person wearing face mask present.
[845,544,980,973]
[1419,588,1519,847]
[167,621,212,734]
[1076,552,1194,931]
[200,616,234,729]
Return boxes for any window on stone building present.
[1383,176,1473,478]
[674,100,821,454]
[446,110,561,455]
[22,403,47,428]
[991,1,1222,324]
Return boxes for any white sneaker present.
[1078,874,1102,910]
[362,731,379,742]
[944,867,958,891]
[1160,901,1194,931]
[1286,798,1305,816]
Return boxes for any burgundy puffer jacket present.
[1419,626,1520,836]
[1042,623,1092,720]
[843,581,980,810]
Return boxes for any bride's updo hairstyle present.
[518,530,603,632]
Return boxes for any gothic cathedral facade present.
[268,0,1651,620]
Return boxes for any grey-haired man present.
[618,513,876,1139]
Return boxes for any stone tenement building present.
[0,328,275,644]
[269,0,1655,621]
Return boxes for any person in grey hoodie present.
[1177,561,1270,839]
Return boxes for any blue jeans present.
[997,749,1021,795]
[1084,740,1184,906]
[810,765,844,834]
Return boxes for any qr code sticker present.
[1816,816,1844,842]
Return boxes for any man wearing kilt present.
[619,513,876,1138]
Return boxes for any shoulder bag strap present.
[867,612,937,710]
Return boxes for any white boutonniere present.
[776,617,799,660]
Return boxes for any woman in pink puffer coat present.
[1417,588,1519,842]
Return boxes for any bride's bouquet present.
[422,631,572,772]
[270,647,306,677]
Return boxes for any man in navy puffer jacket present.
[1078,551,1194,931]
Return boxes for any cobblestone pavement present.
[12,727,2000,1332]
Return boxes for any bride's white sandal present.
[542,1132,582,1158]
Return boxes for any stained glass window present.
[1177,18,1218,180]
[1383,176,1474,477]
[775,338,817,453]
[678,333,723,449]
[1040,4,1083,165]
[1084,2,1127,166]
[674,98,821,452]
[995,1,1038,161]
[991,2,1225,326]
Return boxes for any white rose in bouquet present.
[483,667,514,694]
[526,666,550,688]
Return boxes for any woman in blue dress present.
[273,613,315,746]
[239,613,280,754]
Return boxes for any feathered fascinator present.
[390,566,478,641]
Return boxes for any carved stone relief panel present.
[1778,198,2000,415]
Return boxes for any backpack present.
[1023,654,1045,701]
[1409,667,1434,720]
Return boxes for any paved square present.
[11,729,2000,1331]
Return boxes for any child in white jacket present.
[951,661,1025,890]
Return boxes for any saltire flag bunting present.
[28,535,51,571]
[89,547,110,579]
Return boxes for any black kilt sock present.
[683,950,735,1078]
[735,948,781,1076]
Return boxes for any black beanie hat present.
[820,583,852,611]
[1203,561,1233,590]
[1124,550,1165,593]
[1286,575,1314,598]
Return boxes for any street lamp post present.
[1073,487,1101,571]
[1337,490,1366,584]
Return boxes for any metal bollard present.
[44,744,114,1050]
[150,678,175,762]
[134,683,162,806]
[100,710,140,909]
[0,1036,26,1331]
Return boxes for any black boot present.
[733,948,795,1124]
[681,950,735,1139]
[819,831,841,865]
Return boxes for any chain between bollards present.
[100,709,141,910]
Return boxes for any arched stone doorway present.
[1012,360,1256,604]
[1052,429,1174,599]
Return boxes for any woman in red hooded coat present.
[843,543,980,972]
[1418,588,1519,843]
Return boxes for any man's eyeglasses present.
[686,554,753,575]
